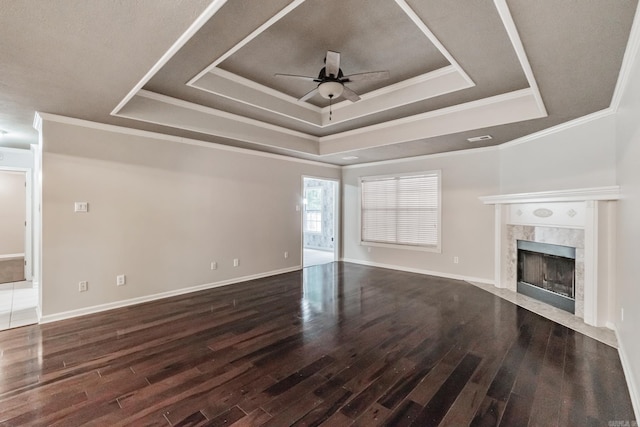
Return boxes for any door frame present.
[301,176,340,267]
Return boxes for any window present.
[304,187,323,233]
[360,171,440,250]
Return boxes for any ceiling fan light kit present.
[318,81,344,99]
[275,50,390,104]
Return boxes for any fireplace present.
[517,240,576,314]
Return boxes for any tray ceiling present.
[0,0,637,165]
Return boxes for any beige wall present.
[499,114,617,194]
[40,120,340,318]
[615,29,640,414]
[342,112,620,286]
[0,171,25,255]
[342,149,500,282]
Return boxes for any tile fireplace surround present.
[480,186,620,329]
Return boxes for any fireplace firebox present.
[517,240,576,314]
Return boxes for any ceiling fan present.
[275,50,390,103]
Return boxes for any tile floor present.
[0,280,39,331]
[303,248,335,267]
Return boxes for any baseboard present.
[39,266,302,324]
[613,324,640,422]
[0,253,25,261]
[340,258,494,285]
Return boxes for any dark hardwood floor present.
[0,262,635,426]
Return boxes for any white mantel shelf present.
[479,186,621,205]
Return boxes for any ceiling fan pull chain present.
[329,96,333,121]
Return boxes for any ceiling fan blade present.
[325,51,340,78]
[342,85,361,102]
[274,73,317,81]
[342,70,390,82]
[299,87,319,102]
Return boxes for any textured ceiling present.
[0,0,638,166]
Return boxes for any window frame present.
[358,170,442,253]
[304,187,323,234]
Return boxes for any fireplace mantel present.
[479,186,620,205]
[479,186,619,328]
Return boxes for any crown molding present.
[187,0,307,85]
[319,88,544,155]
[498,108,615,150]
[34,112,341,169]
[111,0,228,115]
[610,0,640,111]
[321,88,536,143]
[342,144,499,170]
[494,0,547,116]
[192,66,471,129]
[203,67,321,113]
[394,0,473,86]
[133,90,317,141]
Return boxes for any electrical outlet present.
[233,258,239,267]
[210,261,217,270]
[116,274,126,286]
[79,281,88,292]
[454,256,459,264]
[284,251,289,259]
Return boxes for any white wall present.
[0,171,26,255]
[614,25,640,416]
[39,119,340,319]
[499,114,617,194]
[342,149,500,282]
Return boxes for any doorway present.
[302,177,339,267]
[0,169,37,330]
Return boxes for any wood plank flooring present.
[0,262,635,426]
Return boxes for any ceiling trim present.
[318,65,472,126]
[187,0,307,86]
[610,0,640,111]
[319,88,546,155]
[494,0,547,116]
[192,65,472,128]
[34,112,341,169]
[394,0,473,86]
[206,67,321,113]
[342,144,499,170]
[321,89,536,141]
[498,108,615,150]
[137,90,317,141]
[116,91,319,154]
[111,0,229,116]
[116,87,546,157]
[323,66,458,113]
[186,0,475,129]
[116,91,320,152]
[108,0,552,161]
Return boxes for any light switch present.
[74,202,88,213]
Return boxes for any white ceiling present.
[0,0,638,165]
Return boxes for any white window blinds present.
[360,172,440,248]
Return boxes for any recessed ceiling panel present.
[218,0,449,106]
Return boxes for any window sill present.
[361,241,442,253]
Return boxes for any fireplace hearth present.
[517,240,576,314]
